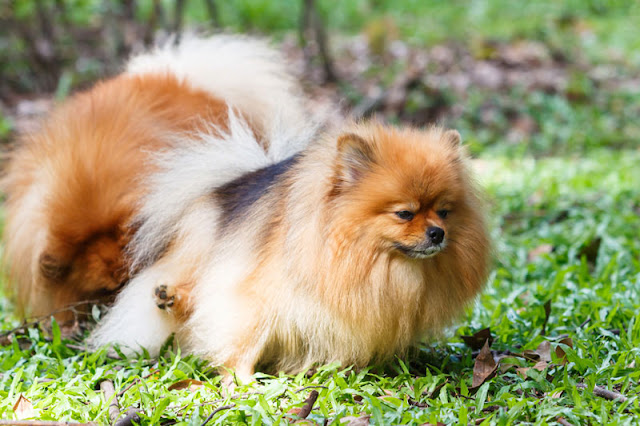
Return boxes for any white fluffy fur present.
[90,35,319,354]
[127,34,308,141]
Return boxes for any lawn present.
[1,1,639,424]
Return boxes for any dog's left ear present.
[336,133,375,185]
[443,129,461,148]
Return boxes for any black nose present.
[426,226,445,245]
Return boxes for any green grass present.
[1,150,638,424]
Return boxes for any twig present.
[576,383,627,402]
[117,371,157,396]
[200,404,235,426]
[295,385,328,393]
[297,390,319,419]
[100,380,121,424]
[557,417,574,426]
[113,408,143,426]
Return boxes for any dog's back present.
[2,35,309,322]
[2,74,228,320]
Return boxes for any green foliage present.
[1,136,638,425]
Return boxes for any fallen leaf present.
[554,337,574,364]
[297,390,319,419]
[523,340,551,362]
[577,237,601,264]
[528,244,553,262]
[288,407,302,416]
[13,394,35,420]
[407,397,429,408]
[472,340,498,388]
[498,356,524,373]
[341,415,371,425]
[547,390,564,398]
[461,327,493,350]
[168,379,204,392]
[516,361,548,378]
[0,334,12,346]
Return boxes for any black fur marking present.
[214,155,299,227]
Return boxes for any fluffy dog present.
[3,35,490,378]
[2,36,308,322]
[90,116,490,378]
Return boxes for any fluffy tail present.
[127,34,310,150]
[126,35,322,270]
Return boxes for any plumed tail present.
[126,34,309,146]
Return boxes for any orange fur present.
[135,123,491,378]
[2,73,229,321]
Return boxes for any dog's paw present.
[154,284,175,310]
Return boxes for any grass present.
[2,0,640,424]
[1,150,638,424]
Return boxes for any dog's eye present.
[395,210,415,221]
[436,209,449,219]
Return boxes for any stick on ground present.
[100,380,120,424]
[200,404,235,426]
[577,383,627,402]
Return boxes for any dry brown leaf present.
[167,379,204,392]
[340,415,371,425]
[528,244,553,262]
[555,337,574,364]
[408,397,429,408]
[578,237,601,264]
[288,407,302,416]
[499,360,518,373]
[13,394,35,420]
[523,340,552,362]
[547,390,564,398]
[516,361,548,379]
[377,395,399,405]
[472,340,498,388]
[461,327,493,350]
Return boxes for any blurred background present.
[1,0,639,158]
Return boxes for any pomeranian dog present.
[88,43,490,378]
[4,35,490,378]
[2,36,308,322]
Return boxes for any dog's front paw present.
[154,284,175,310]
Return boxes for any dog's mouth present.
[393,242,445,259]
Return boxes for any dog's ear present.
[39,253,71,281]
[443,129,461,148]
[336,133,375,185]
